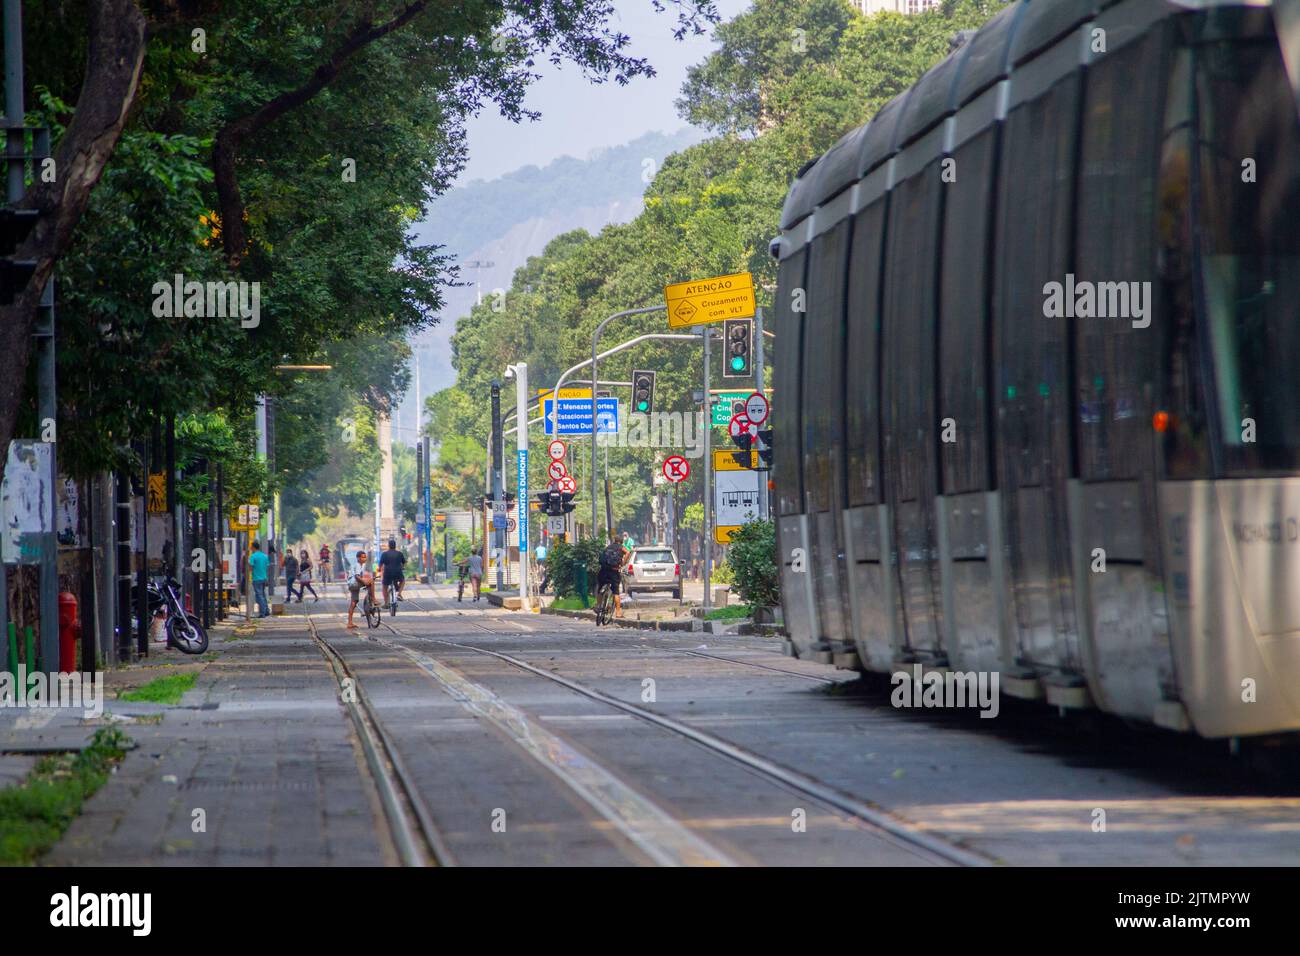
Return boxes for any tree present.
[4,0,723,531]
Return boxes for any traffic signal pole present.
[590,306,666,539]
[510,363,531,612]
[491,382,504,591]
[702,326,712,612]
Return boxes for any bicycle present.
[384,580,399,617]
[363,589,382,629]
[593,582,613,627]
[457,571,467,602]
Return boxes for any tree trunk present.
[0,0,147,464]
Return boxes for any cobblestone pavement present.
[29,582,1300,866]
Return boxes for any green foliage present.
[430,0,1000,541]
[545,537,605,599]
[0,728,130,865]
[118,673,198,705]
[726,519,779,611]
[710,559,733,585]
[704,604,751,621]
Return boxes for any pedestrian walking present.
[535,541,550,595]
[297,549,319,602]
[467,552,484,601]
[283,550,299,603]
[248,540,270,618]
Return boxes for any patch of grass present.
[118,672,197,705]
[0,727,131,865]
[704,605,752,622]
[549,596,591,611]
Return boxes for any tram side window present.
[1075,30,1166,482]
[993,77,1079,490]
[939,128,996,494]
[1194,36,1300,473]
[775,250,807,516]
[803,221,850,514]
[845,201,885,507]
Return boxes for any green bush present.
[710,560,734,585]
[547,537,605,599]
[727,519,779,612]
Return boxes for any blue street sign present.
[492,515,506,530]
[517,448,528,551]
[544,398,619,435]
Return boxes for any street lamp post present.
[590,306,666,538]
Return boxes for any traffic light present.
[0,208,40,304]
[722,319,752,379]
[536,491,553,515]
[559,491,576,514]
[757,428,773,468]
[631,369,656,416]
[730,426,754,470]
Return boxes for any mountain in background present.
[395,127,705,443]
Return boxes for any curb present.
[539,606,697,632]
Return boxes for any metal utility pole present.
[491,382,504,590]
[5,0,57,672]
[590,305,665,538]
[509,363,531,611]
[754,305,768,520]
[703,326,713,611]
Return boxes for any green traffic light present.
[731,356,745,371]
[637,401,648,411]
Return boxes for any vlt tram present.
[772,0,1300,739]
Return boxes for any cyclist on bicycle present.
[346,550,376,629]
[597,533,629,620]
[378,538,406,603]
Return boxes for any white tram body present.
[772,0,1300,738]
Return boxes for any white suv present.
[622,546,682,599]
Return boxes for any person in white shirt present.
[467,552,484,601]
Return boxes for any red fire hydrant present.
[58,591,80,673]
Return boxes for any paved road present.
[45,582,1300,866]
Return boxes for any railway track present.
[386,593,991,867]
[305,615,456,867]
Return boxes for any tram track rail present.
[396,594,992,867]
[305,615,456,867]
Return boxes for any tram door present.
[882,167,944,659]
[992,76,1083,673]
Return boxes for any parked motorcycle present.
[147,576,210,654]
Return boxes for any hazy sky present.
[456,0,750,185]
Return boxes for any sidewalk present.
[38,612,392,866]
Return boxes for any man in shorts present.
[347,550,376,629]
[597,533,629,619]
[378,538,406,603]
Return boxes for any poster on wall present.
[56,477,85,548]
[1,441,53,564]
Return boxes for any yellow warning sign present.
[713,450,759,471]
[147,473,168,513]
[536,386,591,405]
[665,272,756,328]
[714,525,742,545]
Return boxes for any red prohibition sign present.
[560,475,577,493]
[728,413,751,440]
[548,439,567,461]
[547,460,568,481]
[662,455,690,483]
